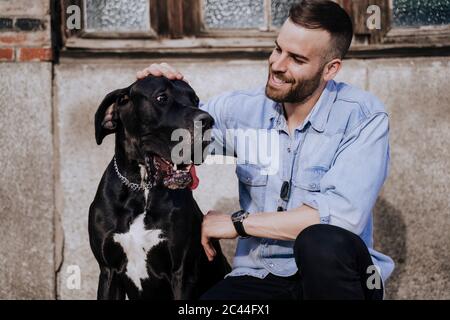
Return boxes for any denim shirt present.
[200,80,395,283]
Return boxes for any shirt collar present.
[267,80,337,133]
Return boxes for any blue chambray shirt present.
[200,80,395,283]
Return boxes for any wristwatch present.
[231,210,250,238]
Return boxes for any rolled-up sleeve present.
[308,112,390,235]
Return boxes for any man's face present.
[266,19,332,104]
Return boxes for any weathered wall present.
[52,57,450,300]
[0,62,54,299]
[0,0,55,300]
[369,58,450,299]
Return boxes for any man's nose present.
[271,53,288,73]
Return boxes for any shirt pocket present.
[293,166,327,192]
[236,163,268,212]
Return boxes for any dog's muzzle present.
[146,155,199,190]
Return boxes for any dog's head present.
[95,76,214,186]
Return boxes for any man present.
[137,0,394,300]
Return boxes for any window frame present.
[58,0,450,59]
[337,0,450,45]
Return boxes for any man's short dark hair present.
[289,0,353,60]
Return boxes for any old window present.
[202,0,296,31]
[382,0,450,47]
[392,0,450,27]
[59,0,450,57]
[65,0,296,38]
[84,0,154,36]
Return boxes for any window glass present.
[271,0,297,27]
[393,0,450,27]
[85,0,150,32]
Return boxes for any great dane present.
[89,76,230,300]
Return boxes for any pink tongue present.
[189,165,199,190]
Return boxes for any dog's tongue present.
[188,165,199,190]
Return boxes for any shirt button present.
[269,263,274,268]
[309,183,317,188]
[287,147,291,153]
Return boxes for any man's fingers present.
[146,65,163,76]
[137,63,185,80]
[136,68,160,79]
[159,63,185,80]
[202,244,212,261]
[202,239,214,259]
[136,64,160,79]
[158,65,179,80]
[160,63,181,79]
[160,62,184,80]
[205,244,217,261]
[201,237,216,261]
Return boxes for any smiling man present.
[137,0,394,300]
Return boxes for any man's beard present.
[265,68,323,104]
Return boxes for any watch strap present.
[232,210,250,238]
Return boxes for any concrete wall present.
[51,57,450,300]
[0,62,54,299]
[369,58,450,299]
[0,0,55,299]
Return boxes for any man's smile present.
[268,72,293,89]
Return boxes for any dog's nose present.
[193,113,214,130]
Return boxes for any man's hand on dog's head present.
[137,63,185,81]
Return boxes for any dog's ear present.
[95,88,129,145]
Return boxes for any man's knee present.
[294,224,366,270]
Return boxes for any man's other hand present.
[201,210,238,261]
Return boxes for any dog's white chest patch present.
[113,214,165,291]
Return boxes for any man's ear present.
[323,58,342,81]
[94,87,129,145]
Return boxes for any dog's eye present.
[155,94,168,103]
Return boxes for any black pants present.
[201,224,383,300]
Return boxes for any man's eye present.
[274,47,281,53]
[156,94,168,103]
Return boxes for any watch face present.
[231,210,245,222]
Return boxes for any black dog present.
[89,76,230,300]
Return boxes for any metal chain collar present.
[113,156,153,192]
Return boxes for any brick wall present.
[0,0,52,62]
